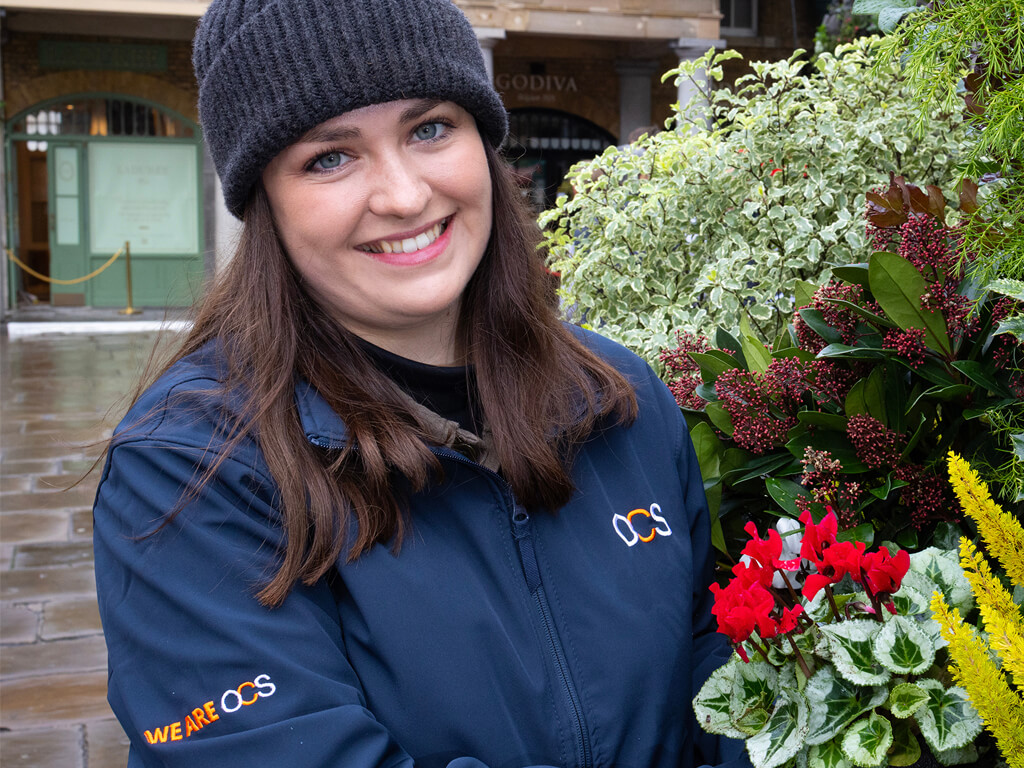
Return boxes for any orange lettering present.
[144,726,170,744]
[184,715,200,737]
[170,722,183,741]
[192,707,211,726]
[238,681,259,706]
[204,701,220,722]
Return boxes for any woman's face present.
[262,99,492,364]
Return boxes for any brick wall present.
[3,31,197,122]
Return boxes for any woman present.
[93,1,747,767]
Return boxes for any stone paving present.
[1,330,178,767]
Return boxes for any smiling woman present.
[90,1,750,768]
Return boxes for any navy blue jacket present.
[93,330,747,768]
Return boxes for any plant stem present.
[825,585,842,622]
[786,633,812,679]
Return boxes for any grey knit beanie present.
[193,0,509,218]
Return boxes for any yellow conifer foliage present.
[931,452,1024,767]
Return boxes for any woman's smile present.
[356,215,453,263]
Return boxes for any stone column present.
[671,37,726,127]
[614,60,658,145]
[474,27,506,82]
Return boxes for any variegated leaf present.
[914,679,983,752]
[873,615,935,675]
[808,739,851,768]
[840,712,893,768]
[747,689,810,768]
[804,667,887,745]
[887,682,929,719]
[886,718,921,766]
[908,548,974,616]
[693,655,748,739]
[819,620,891,686]
[731,660,779,735]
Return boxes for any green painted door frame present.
[4,93,204,309]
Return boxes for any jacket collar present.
[295,378,499,472]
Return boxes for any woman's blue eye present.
[414,122,445,141]
[314,151,345,171]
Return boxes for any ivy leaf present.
[692,656,749,739]
[872,615,935,675]
[804,667,888,746]
[840,712,893,768]
[914,679,983,753]
[988,278,1024,302]
[746,688,810,768]
[808,739,852,768]
[887,682,929,719]
[731,660,779,736]
[819,620,891,686]
[868,252,952,356]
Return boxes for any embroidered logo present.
[613,503,672,547]
[143,673,277,745]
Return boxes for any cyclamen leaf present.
[840,712,893,768]
[851,0,916,13]
[914,679,983,753]
[692,656,748,739]
[878,5,920,34]
[888,682,929,719]
[746,689,810,768]
[730,660,779,736]
[808,740,851,768]
[908,548,974,616]
[886,719,922,767]
[873,615,935,675]
[804,667,888,746]
[819,620,891,686]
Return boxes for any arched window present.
[505,109,616,211]
[11,96,195,152]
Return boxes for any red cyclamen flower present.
[741,521,801,575]
[802,540,867,600]
[861,546,910,597]
[798,509,838,564]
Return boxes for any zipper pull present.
[512,507,543,593]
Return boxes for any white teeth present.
[360,218,448,255]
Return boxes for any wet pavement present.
[1,330,182,767]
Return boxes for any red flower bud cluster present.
[660,330,713,411]
[812,281,881,346]
[808,360,858,406]
[896,464,960,529]
[847,414,903,469]
[883,327,928,367]
[898,213,956,273]
[716,357,808,454]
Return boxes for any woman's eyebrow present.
[398,98,443,124]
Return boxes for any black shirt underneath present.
[359,340,481,435]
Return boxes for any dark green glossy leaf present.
[820,298,896,329]
[830,263,871,289]
[837,523,874,547]
[766,477,808,515]
[726,452,801,484]
[705,402,735,435]
[817,343,887,360]
[797,411,848,430]
[868,251,951,355]
[951,360,1012,397]
[799,308,844,345]
[691,352,742,383]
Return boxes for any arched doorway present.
[506,109,616,212]
[5,94,203,308]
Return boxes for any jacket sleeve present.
[94,434,423,767]
[665,376,752,768]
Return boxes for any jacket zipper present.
[311,437,594,767]
[511,504,593,768]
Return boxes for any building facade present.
[1,0,818,312]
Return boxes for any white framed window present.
[720,0,757,37]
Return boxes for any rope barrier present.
[5,245,124,286]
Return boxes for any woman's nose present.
[367,151,431,219]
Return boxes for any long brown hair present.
[140,143,637,606]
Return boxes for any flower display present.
[695,512,984,768]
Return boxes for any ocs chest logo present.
[613,503,672,547]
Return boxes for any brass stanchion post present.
[119,240,142,315]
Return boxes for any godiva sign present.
[494,74,579,94]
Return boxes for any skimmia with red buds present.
[695,511,982,768]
